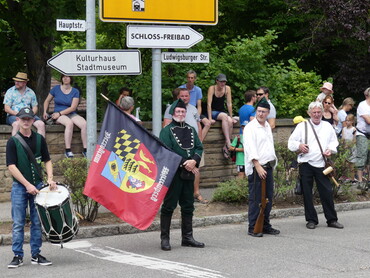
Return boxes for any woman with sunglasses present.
[322,95,339,129]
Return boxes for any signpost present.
[161,52,209,63]
[56,19,86,32]
[47,49,142,76]
[100,0,218,25]
[127,25,203,49]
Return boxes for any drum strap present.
[14,133,45,180]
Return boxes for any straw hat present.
[13,72,29,82]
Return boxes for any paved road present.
[2,208,370,277]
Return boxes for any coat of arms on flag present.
[84,99,182,230]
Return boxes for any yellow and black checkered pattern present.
[113,129,141,160]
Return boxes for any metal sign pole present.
[86,0,97,159]
[152,48,162,137]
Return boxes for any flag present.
[84,101,182,230]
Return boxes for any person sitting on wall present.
[43,74,87,158]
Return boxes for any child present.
[229,121,247,179]
[341,114,357,181]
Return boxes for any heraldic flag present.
[84,100,182,230]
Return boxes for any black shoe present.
[8,256,23,268]
[181,238,205,248]
[263,227,280,235]
[31,254,52,266]
[306,222,316,229]
[327,221,344,229]
[248,231,263,237]
[161,240,171,251]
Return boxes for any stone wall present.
[0,119,294,202]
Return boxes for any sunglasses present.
[256,93,264,96]
[324,102,332,105]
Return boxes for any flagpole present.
[99,94,177,153]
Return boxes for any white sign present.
[127,25,204,49]
[47,50,142,76]
[162,52,209,63]
[56,19,86,32]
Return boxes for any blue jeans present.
[11,181,43,257]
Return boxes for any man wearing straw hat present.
[3,72,45,136]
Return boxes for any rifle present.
[253,178,268,234]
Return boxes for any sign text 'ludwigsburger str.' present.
[126,25,203,49]
[47,50,142,76]
[161,52,209,63]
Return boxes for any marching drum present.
[35,183,79,245]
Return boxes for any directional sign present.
[100,0,218,25]
[47,50,142,76]
[162,52,209,63]
[56,19,86,32]
[127,25,203,49]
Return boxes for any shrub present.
[212,178,249,203]
[55,158,100,222]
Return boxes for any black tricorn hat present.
[169,99,187,115]
[256,97,270,110]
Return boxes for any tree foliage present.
[290,0,370,101]
[0,0,368,121]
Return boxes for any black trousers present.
[247,167,274,232]
[299,162,338,224]
[160,170,195,217]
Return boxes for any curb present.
[2,201,370,246]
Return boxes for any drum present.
[35,183,79,245]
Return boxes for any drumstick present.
[74,210,84,220]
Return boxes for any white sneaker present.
[65,151,74,158]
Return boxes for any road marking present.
[64,240,226,278]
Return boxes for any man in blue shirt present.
[179,70,211,141]
[3,72,45,136]
[238,90,256,134]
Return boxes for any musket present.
[253,178,268,234]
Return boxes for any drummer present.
[6,107,57,268]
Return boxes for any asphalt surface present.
[3,209,370,277]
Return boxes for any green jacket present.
[159,120,203,167]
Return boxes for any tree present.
[0,0,84,116]
[291,0,370,101]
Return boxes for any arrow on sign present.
[127,25,204,49]
[47,49,142,76]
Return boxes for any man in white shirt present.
[288,101,343,230]
[243,97,279,237]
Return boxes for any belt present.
[262,160,276,168]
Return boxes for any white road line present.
[64,240,226,278]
